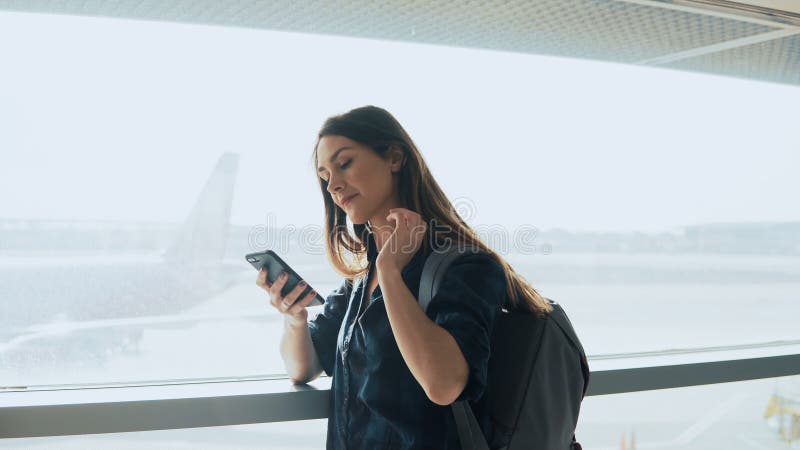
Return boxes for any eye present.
[319,159,353,182]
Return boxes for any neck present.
[368,214,394,250]
[367,193,403,250]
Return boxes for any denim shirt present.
[308,232,507,450]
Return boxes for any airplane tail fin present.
[163,152,239,265]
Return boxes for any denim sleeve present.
[425,252,506,402]
[307,277,353,376]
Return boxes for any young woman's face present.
[316,135,400,225]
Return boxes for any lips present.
[341,194,358,207]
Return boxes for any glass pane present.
[516,259,800,356]
[1,10,798,388]
[577,375,800,449]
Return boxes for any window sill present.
[2,353,799,439]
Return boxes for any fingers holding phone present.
[268,269,308,311]
[279,276,320,316]
[249,250,326,325]
[257,267,318,325]
[255,265,273,290]
[248,250,325,305]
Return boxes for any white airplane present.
[1,153,245,347]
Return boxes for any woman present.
[256,105,552,449]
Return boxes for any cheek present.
[360,175,391,199]
[351,161,393,196]
[352,169,376,191]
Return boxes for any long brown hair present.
[310,105,552,316]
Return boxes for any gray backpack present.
[419,246,590,450]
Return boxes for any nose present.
[326,172,345,196]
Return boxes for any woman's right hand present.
[256,268,319,326]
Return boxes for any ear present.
[388,145,405,173]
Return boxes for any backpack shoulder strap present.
[548,301,591,402]
[547,301,586,357]
[418,244,490,450]
[419,245,483,314]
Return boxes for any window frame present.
[2,353,799,439]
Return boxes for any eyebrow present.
[316,147,352,174]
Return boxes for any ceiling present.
[1,0,798,87]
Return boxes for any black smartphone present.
[246,250,325,306]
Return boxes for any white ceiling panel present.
[0,0,798,86]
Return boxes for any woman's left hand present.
[376,208,428,273]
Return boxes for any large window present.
[1,10,798,398]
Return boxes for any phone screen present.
[245,251,325,306]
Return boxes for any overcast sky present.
[1,11,798,234]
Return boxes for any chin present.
[346,205,370,226]
[350,214,367,225]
